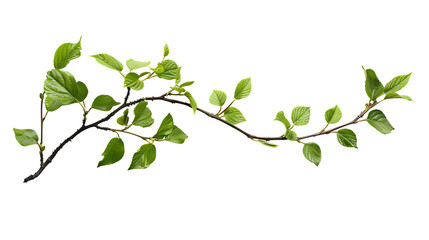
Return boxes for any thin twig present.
[297,102,378,141]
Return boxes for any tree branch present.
[23,91,379,183]
[297,102,378,141]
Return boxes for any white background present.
[1,0,428,239]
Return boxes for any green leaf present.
[285,129,297,141]
[324,105,342,124]
[367,109,394,134]
[126,59,150,71]
[291,106,311,126]
[129,144,157,170]
[224,107,246,125]
[170,86,186,93]
[234,77,252,100]
[364,69,384,101]
[209,90,227,107]
[156,59,178,80]
[175,66,182,85]
[179,81,194,87]
[132,101,154,128]
[44,69,80,111]
[76,81,88,102]
[97,138,125,167]
[91,95,120,111]
[258,140,278,148]
[163,43,169,58]
[336,129,358,148]
[139,72,150,78]
[153,113,174,139]
[165,125,188,144]
[117,109,129,126]
[171,85,187,93]
[384,93,413,101]
[91,53,123,71]
[185,92,197,114]
[302,142,321,166]
[274,111,291,129]
[53,37,82,69]
[152,65,165,74]
[45,97,62,112]
[124,72,144,91]
[13,128,39,146]
[384,73,412,94]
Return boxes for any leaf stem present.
[43,111,48,121]
[142,72,155,81]
[216,106,223,116]
[40,93,45,146]
[96,126,152,143]
[218,99,236,115]
[320,123,329,133]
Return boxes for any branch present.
[23,91,378,183]
[297,102,379,141]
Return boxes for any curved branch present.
[23,91,378,183]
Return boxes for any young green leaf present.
[153,113,174,139]
[53,37,82,69]
[128,144,156,170]
[209,90,227,107]
[117,109,129,126]
[364,68,384,101]
[132,101,154,128]
[367,109,394,134]
[336,129,358,148]
[126,59,150,71]
[156,59,178,80]
[185,92,197,114]
[44,69,79,110]
[152,65,165,74]
[302,142,321,166]
[97,138,125,167]
[258,140,278,148]
[325,105,342,124]
[274,111,291,129]
[91,95,120,111]
[139,72,150,78]
[13,128,39,146]
[384,73,412,94]
[285,129,297,141]
[291,106,311,126]
[175,66,182,85]
[224,107,246,125]
[124,72,144,91]
[234,77,252,100]
[384,93,413,101]
[170,86,186,93]
[163,43,169,58]
[91,53,123,71]
[165,125,188,144]
[76,81,88,102]
[179,81,194,87]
